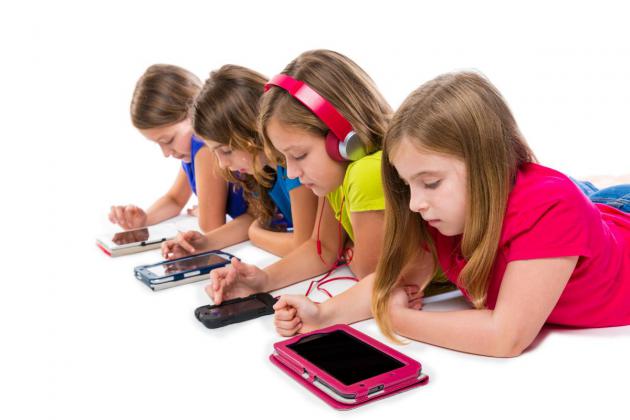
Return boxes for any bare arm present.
[145,168,192,225]
[248,185,318,256]
[311,249,435,328]
[194,146,229,233]
[346,210,385,278]
[262,197,344,290]
[390,256,579,357]
[201,212,254,250]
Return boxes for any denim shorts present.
[572,179,630,213]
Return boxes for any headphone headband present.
[264,74,354,144]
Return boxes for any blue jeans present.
[572,179,630,213]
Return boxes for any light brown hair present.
[373,72,536,341]
[130,64,201,129]
[193,65,278,228]
[258,49,392,165]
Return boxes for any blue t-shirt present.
[269,165,302,228]
[181,135,247,219]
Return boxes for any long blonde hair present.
[259,49,392,165]
[130,64,201,129]
[193,65,277,227]
[373,72,536,341]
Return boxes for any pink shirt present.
[430,163,630,327]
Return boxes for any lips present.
[300,178,313,186]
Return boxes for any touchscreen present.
[287,330,404,385]
[111,228,150,245]
[205,298,267,318]
[147,253,230,277]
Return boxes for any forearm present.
[391,307,523,358]
[318,272,375,327]
[347,252,378,279]
[145,195,185,225]
[198,209,227,234]
[249,227,297,257]
[263,237,334,291]
[202,213,254,250]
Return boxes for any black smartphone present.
[194,293,277,329]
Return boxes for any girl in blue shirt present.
[109,64,248,234]
[162,65,318,258]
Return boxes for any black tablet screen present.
[208,298,267,318]
[287,330,405,385]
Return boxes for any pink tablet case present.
[270,324,429,410]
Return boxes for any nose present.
[409,186,429,213]
[160,144,171,158]
[285,159,302,180]
[215,153,230,170]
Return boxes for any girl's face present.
[266,117,346,197]
[391,136,468,236]
[203,138,261,175]
[140,119,194,163]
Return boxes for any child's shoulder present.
[342,151,385,205]
[346,151,382,179]
[511,163,585,206]
[503,163,596,239]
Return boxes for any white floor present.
[12,215,625,419]
[3,2,630,419]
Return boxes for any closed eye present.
[293,153,306,161]
[424,180,441,189]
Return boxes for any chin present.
[434,225,456,236]
[310,186,327,197]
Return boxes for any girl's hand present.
[205,258,268,304]
[161,230,209,259]
[272,295,323,337]
[389,286,424,313]
[108,205,147,230]
[186,205,199,217]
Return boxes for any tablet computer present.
[270,324,428,409]
[96,224,177,257]
[134,250,235,291]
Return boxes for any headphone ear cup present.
[325,131,345,162]
[341,132,367,161]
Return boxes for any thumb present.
[231,257,249,275]
[273,294,307,312]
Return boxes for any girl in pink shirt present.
[369,71,630,357]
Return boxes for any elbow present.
[317,239,341,267]
[199,219,222,234]
[489,330,531,358]
[349,255,378,280]
[248,222,264,249]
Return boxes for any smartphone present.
[96,224,177,257]
[195,293,277,329]
[134,250,235,291]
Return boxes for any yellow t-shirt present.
[326,151,385,242]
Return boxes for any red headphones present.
[264,74,367,162]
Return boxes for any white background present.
[1,1,629,419]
